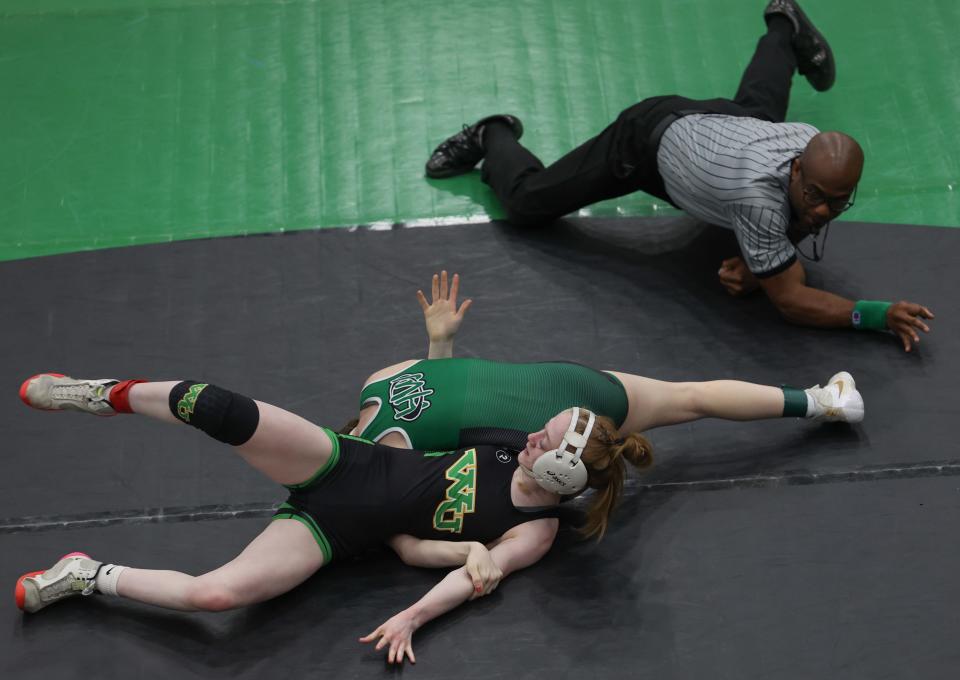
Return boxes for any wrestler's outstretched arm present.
[360,518,558,665]
[417,270,472,359]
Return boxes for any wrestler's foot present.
[16,552,102,613]
[19,373,118,416]
[764,0,835,92]
[806,372,864,423]
[425,114,524,178]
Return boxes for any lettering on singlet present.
[433,448,477,533]
[388,372,435,422]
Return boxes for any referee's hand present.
[886,301,935,352]
[718,257,759,297]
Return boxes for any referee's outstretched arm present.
[758,259,934,352]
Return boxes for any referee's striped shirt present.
[656,114,819,277]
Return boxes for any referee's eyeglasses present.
[796,168,856,263]
[799,167,858,213]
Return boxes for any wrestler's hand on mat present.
[718,257,760,297]
[886,301,935,352]
[360,611,418,665]
[417,270,473,343]
[466,542,503,599]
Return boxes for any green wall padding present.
[1,0,957,261]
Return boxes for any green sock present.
[781,387,810,418]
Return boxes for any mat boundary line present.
[4,461,959,534]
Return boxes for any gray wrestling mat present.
[2,217,958,678]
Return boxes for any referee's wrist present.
[852,300,892,330]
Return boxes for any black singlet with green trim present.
[274,430,558,562]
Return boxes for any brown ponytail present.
[575,411,653,541]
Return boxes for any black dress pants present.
[480,27,798,226]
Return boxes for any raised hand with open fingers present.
[417,270,473,358]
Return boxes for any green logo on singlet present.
[433,448,477,533]
[176,383,208,423]
[389,372,434,422]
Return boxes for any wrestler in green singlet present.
[358,358,628,450]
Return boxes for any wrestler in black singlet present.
[273,430,558,562]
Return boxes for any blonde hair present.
[575,409,653,541]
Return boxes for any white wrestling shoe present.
[16,552,103,613]
[19,373,118,416]
[806,371,864,423]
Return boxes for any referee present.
[425,0,934,352]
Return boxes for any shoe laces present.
[794,34,826,67]
[51,382,107,404]
[41,573,97,601]
[805,384,827,406]
[438,125,479,156]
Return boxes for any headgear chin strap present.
[529,407,596,495]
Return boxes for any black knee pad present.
[169,381,259,446]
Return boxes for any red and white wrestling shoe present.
[15,552,103,613]
[19,374,118,416]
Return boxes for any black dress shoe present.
[764,0,835,92]
[425,114,524,178]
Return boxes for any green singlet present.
[357,358,629,450]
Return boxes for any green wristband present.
[852,300,891,330]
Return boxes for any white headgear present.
[529,407,596,495]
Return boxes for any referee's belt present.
[648,110,698,147]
